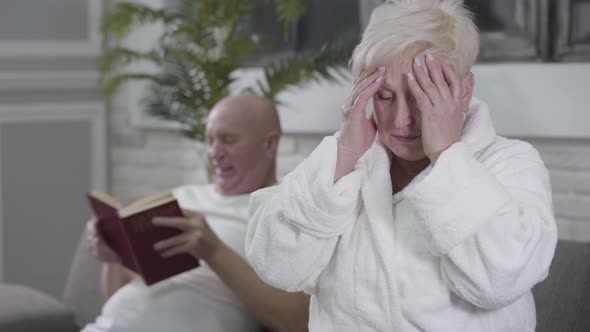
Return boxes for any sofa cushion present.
[533,240,590,332]
[0,284,77,332]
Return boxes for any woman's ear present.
[461,72,475,112]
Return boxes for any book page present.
[119,195,177,219]
[88,191,121,209]
[125,190,175,210]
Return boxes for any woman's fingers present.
[346,67,385,112]
[407,71,432,111]
[354,66,384,86]
[354,75,383,110]
[424,53,452,100]
[441,61,462,100]
[353,70,372,85]
[369,111,378,130]
[412,55,441,105]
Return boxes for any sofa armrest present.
[533,239,590,332]
[0,284,78,332]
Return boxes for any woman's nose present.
[393,99,415,127]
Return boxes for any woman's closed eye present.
[377,92,394,101]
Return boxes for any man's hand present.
[335,66,384,182]
[153,209,223,262]
[407,53,465,164]
[86,218,119,263]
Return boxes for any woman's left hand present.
[152,209,223,262]
[407,53,465,164]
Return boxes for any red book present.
[86,190,199,285]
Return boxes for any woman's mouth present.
[392,134,421,143]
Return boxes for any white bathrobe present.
[245,98,557,331]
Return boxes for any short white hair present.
[350,0,479,78]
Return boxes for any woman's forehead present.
[381,62,413,90]
[387,46,426,69]
[380,47,429,89]
[385,57,413,75]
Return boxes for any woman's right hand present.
[335,66,385,182]
[86,218,120,263]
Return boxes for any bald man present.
[84,94,310,332]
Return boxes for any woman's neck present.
[390,156,429,193]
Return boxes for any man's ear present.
[461,72,475,112]
[264,131,280,157]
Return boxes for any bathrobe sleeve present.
[245,136,363,293]
[405,140,557,309]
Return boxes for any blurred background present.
[0,0,589,301]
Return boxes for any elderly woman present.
[245,0,557,331]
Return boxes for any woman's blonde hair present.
[350,0,479,78]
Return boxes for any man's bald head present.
[209,94,281,137]
[205,94,281,196]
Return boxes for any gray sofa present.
[0,235,103,331]
[1,238,589,331]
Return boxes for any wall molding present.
[0,102,107,281]
[0,0,102,58]
[0,71,100,92]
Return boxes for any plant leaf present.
[101,72,162,96]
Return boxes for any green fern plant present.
[100,0,356,140]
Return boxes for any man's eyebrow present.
[220,131,241,138]
[207,130,240,138]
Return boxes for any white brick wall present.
[109,98,590,241]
